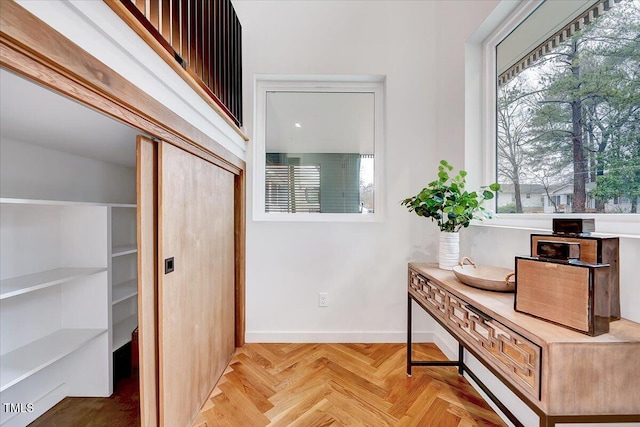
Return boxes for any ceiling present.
[265,91,375,155]
[0,68,140,167]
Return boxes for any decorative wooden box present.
[530,234,620,319]
[536,240,580,260]
[552,218,595,235]
[514,256,610,336]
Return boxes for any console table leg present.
[458,343,464,376]
[407,294,412,377]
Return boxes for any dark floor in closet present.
[28,371,140,427]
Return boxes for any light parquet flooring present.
[192,343,506,427]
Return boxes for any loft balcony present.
[108,0,243,129]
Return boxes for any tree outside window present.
[497,0,640,214]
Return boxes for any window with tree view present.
[496,0,639,214]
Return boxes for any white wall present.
[235,0,499,342]
[236,1,640,425]
[0,138,136,204]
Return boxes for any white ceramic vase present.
[438,231,459,270]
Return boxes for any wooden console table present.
[407,263,640,427]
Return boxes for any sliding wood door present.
[157,141,236,427]
[137,136,159,426]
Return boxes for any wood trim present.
[156,141,167,427]
[136,136,159,427]
[234,170,246,347]
[104,0,249,141]
[0,41,239,176]
[0,0,246,175]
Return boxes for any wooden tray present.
[452,258,515,292]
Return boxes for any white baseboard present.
[245,331,438,344]
[432,332,458,360]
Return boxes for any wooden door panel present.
[158,142,235,427]
[136,135,158,427]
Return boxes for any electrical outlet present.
[318,292,329,307]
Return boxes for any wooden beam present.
[0,0,246,174]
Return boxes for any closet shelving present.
[0,267,106,301]
[0,198,137,426]
[109,205,138,354]
[0,328,106,393]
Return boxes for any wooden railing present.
[120,0,243,127]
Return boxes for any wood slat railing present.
[121,0,243,127]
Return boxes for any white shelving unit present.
[0,267,106,300]
[0,199,111,427]
[112,244,137,257]
[112,279,137,305]
[109,206,138,356]
[112,315,139,352]
[0,329,106,393]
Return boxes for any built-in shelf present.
[112,279,138,305]
[110,203,138,357]
[0,198,135,208]
[0,267,107,300]
[0,328,107,392]
[112,244,137,257]
[112,314,138,352]
[0,198,104,207]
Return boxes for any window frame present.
[474,0,640,238]
[253,75,385,222]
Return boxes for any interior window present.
[254,78,384,220]
[495,0,640,214]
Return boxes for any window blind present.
[265,165,320,213]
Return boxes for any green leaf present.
[440,160,452,171]
[401,160,501,231]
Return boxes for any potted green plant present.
[401,160,500,270]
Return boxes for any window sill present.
[472,214,640,239]
[252,212,383,223]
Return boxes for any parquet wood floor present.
[192,343,506,427]
[28,370,140,426]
